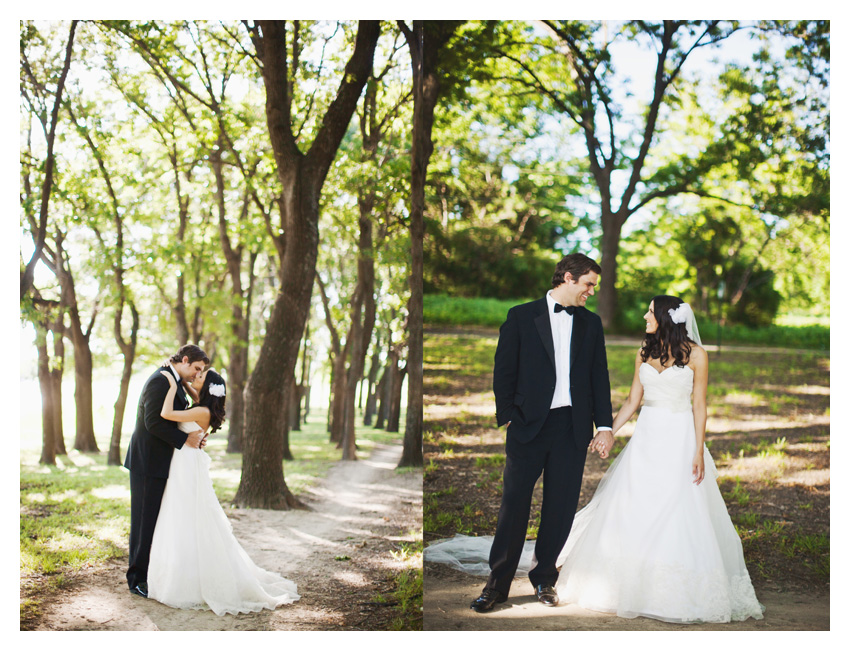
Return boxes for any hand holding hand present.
[692,451,705,485]
[590,430,614,459]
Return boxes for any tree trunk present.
[49,311,67,455]
[375,366,389,429]
[71,340,98,452]
[597,213,623,331]
[329,348,348,443]
[388,361,407,433]
[293,324,310,431]
[281,374,295,460]
[340,211,378,460]
[108,302,139,466]
[363,340,381,426]
[36,323,57,465]
[226,341,248,453]
[61,262,99,452]
[234,20,380,509]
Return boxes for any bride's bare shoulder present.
[688,344,708,366]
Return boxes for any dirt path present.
[32,442,422,631]
[424,566,829,630]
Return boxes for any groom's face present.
[562,271,599,307]
[175,357,206,382]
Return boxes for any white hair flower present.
[208,383,226,397]
[668,303,691,324]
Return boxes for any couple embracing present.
[426,253,765,624]
[124,344,300,615]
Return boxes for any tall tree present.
[396,20,463,467]
[233,20,380,509]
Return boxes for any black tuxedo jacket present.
[493,298,613,447]
[124,367,190,478]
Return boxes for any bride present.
[426,296,764,624]
[146,367,300,615]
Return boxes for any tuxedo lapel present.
[167,364,188,409]
[534,299,556,371]
[570,308,588,369]
[175,381,188,409]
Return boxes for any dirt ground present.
[29,442,422,631]
[423,565,829,631]
[423,328,830,631]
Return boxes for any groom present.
[124,344,209,598]
[471,253,615,612]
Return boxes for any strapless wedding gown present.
[425,364,764,623]
[148,422,300,615]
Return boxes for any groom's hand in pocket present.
[184,429,205,449]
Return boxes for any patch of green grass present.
[424,457,439,480]
[20,465,133,577]
[425,333,498,379]
[425,294,530,328]
[474,453,505,468]
[736,512,762,529]
[724,479,752,507]
[386,533,423,631]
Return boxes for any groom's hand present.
[590,430,614,459]
[184,429,204,449]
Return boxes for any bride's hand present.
[591,430,614,459]
[692,452,705,485]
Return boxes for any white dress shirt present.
[545,291,612,432]
[546,291,574,409]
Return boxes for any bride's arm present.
[690,346,709,484]
[182,377,200,404]
[611,349,644,434]
[159,371,209,423]
[592,349,644,459]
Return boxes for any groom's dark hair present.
[552,253,602,288]
[169,344,210,366]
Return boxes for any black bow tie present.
[554,304,575,315]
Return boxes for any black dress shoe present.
[470,588,507,613]
[130,582,149,598]
[535,584,558,606]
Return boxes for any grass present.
[424,294,532,328]
[424,293,829,350]
[386,534,423,631]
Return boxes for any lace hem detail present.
[559,556,765,623]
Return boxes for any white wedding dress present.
[425,364,764,624]
[148,421,300,615]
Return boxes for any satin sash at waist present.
[642,399,692,413]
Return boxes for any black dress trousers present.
[485,406,588,596]
[126,470,168,589]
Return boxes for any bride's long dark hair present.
[198,369,227,433]
[641,295,693,368]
